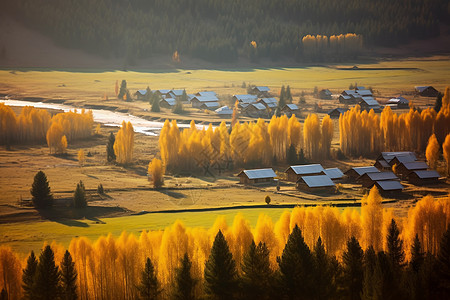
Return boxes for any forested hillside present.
[4,0,449,63]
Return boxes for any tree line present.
[0,104,94,153]
[4,0,448,63]
[302,33,363,61]
[1,188,449,299]
[339,87,450,158]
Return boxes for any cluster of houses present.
[237,151,442,195]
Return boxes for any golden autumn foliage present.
[46,122,67,154]
[426,134,440,169]
[1,193,450,299]
[114,121,134,164]
[148,158,164,188]
[443,134,450,176]
[304,114,334,159]
[302,33,363,59]
[339,101,450,157]
[78,149,85,166]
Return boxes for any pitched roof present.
[156,89,171,94]
[259,97,278,104]
[373,180,404,191]
[347,166,380,176]
[340,95,352,100]
[300,175,335,188]
[135,89,148,95]
[215,106,233,115]
[387,96,409,104]
[160,98,176,106]
[415,86,431,92]
[283,104,299,111]
[197,91,217,97]
[234,94,258,102]
[246,103,267,111]
[361,171,398,181]
[410,170,440,179]
[400,161,428,170]
[286,164,325,175]
[192,95,219,102]
[391,155,417,165]
[238,168,277,179]
[356,86,366,90]
[254,86,270,92]
[328,108,349,115]
[200,101,220,108]
[324,168,344,179]
[170,89,185,96]
[359,98,380,107]
[375,159,390,168]
[379,152,416,162]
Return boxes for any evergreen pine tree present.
[204,230,238,300]
[278,225,315,299]
[145,86,152,101]
[437,227,450,297]
[278,85,286,109]
[31,170,53,208]
[151,94,161,112]
[172,91,184,114]
[0,289,6,300]
[410,234,424,273]
[241,241,274,300]
[386,219,405,269]
[287,144,297,165]
[106,132,116,162]
[118,80,127,99]
[73,180,87,208]
[60,250,77,300]
[342,237,364,300]
[22,251,38,300]
[434,92,443,113]
[298,148,307,164]
[34,245,60,300]
[286,85,293,103]
[313,237,337,299]
[173,253,196,300]
[361,246,378,300]
[138,257,161,300]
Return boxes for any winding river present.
[0,99,195,136]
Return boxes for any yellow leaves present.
[46,122,66,154]
[148,158,164,188]
[426,134,440,169]
[250,40,257,48]
[361,187,383,251]
[78,149,85,166]
[114,121,134,164]
[172,50,180,63]
[443,134,450,176]
[0,246,22,300]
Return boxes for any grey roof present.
[410,170,440,179]
[192,95,219,102]
[388,96,409,104]
[415,86,431,92]
[343,90,358,95]
[340,95,352,100]
[234,94,258,102]
[283,104,299,111]
[321,89,332,95]
[362,171,398,181]
[380,152,417,162]
[374,180,404,191]
[215,106,233,115]
[357,90,373,96]
[246,103,267,111]
[359,98,380,107]
[392,155,417,165]
[254,86,270,92]
[136,89,148,95]
[239,168,277,179]
[286,164,325,175]
[171,89,185,96]
[328,108,349,115]
[376,160,390,168]
[197,91,217,97]
[156,89,171,94]
[348,166,380,176]
[258,98,278,108]
[324,168,344,179]
[160,98,176,106]
[399,161,428,170]
[200,101,220,108]
[300,175,335,188]
[356,86,366,90]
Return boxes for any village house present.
[387,96,409,109]
[196,91,217,98]
[190,95,219,108]
[134,89,149,100]
[358,97,381,112]
[415,86,439,97]
[159,98,176,109]
[200,101,220,110]
[257,98,278,109]
[244,103,268,118]
[370,180,404,194]
[232,94,258,104]
[319,89,332,100]
[251,86,271,97]
[407,170,440,185]
[395,161,429,179]
[327,108,349,119]
[281,104,300,117]
[323,168,344,180]
[237,168,277,185]
[215,106,233,118]
[154,89,172,98]
[285,164,325,182]
[344,166,380,181]
[357,171,399,188]
[388,155,417,167]
[377,152,417,164]
[296,175,335,193]
[374,159,391,171]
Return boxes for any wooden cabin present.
[370,180,404,194]
[237,168,277,185]
[134,89,149,100]
[407,170,440,185]
[357,171,399,188]
[257,98,278,109]
[395,161,429,179]
[359,97,381,112]
[319,89,332,100]
[215,106,233,118]
[285,164,325,182]
[415,86,439,97]
[374,159,391,171]
[244,103,268,118]
[377,152,417,165]
[328,108,349,119]
[344,166,380,181]
[200,101,220,110]
[323,168,344,180]
[251,86,271,97]
[191,96,219,108]
[281,104,300,117]
[160,98,176,109]
[296,175,335,193]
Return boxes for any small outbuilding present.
[296,175,335,192]
[407,170,440,185]
[215,106,233,118]
[281,104,300,117]
[251,86,271,97]
[160,98,176,109]
[232,94,258,104]
[258,98,278,109]
[237,168,277,185]
[244,103,268,118]
[374,159,391,171]
[319,89,332,100]
[395,161,429,179]
[327,108,349,119]
[415,86,439,97]
[344,166,380,181]
[357,171,399,188]
[370,180,404,194]
[323,168,344,180]
[359,97,381,112]
[134,89,149,100]
[387,96,409,109]
[285,164,325,182]
[190,96,219,108]
[200,101,220,110]
[377,152,417,164]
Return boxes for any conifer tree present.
[278,85,286,109]
[106,132,116,162]
[386,219,405,270]
[22,251,38,300]
[60,250,77,300]
[240,241,274,300]
[138,257,161,300]
[342,237,364,300]
[437,227,450,297]
[173,253,196,300]
[0,289,6,300]
[286,85,293,103]
[278,225,314,299]
[73,180,87,208]
[204,230,238,300]
[313,237,337,299]
[151,94,161,112]
[287,144,297,165]
[34,245,60,300]
[410,234,424,273]
[31,170,53,208]
[118,80,127,100]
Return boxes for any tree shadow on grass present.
[156,189,187,199]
